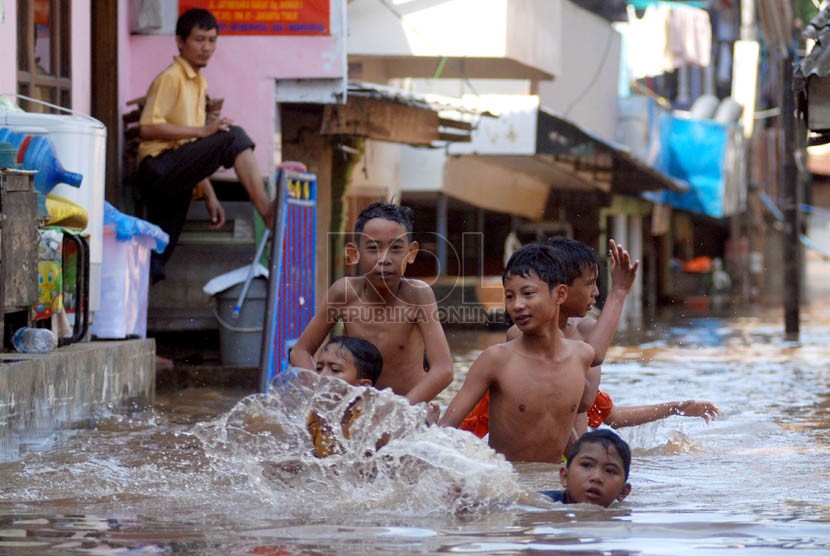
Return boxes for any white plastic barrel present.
[0,110,106,314]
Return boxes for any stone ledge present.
[0,339,155,458]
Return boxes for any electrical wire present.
[563,27,616,116]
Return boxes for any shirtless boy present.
[439,243,595,463]
[526,237,718,433]
[290,202,453,405]
[462,237,718,438]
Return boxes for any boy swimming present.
[540,429,631,507]
[307,336,385,457]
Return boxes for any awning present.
[442,155,552,220]
[535,107,689,195]
[438,103,687,219]
[319,81,484,146]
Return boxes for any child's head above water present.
[560,429,632,507]
[350,202,418,290]
[315,336,383,387]
[544,236,600,287]
[354,202,414,242]
[544,236,600,318]
[503,243,567,290]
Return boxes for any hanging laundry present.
[668,5,712,67]
[625,4,675,79]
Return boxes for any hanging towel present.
[668,5,712,67]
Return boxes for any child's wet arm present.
[586,239,639,366]
[608,238,639,294]
[584,291,625,366]
[289,304,336,370]
[605,403,674,428]
[406,314,453,404]
[577,347,598,413]
[438,353,493,427]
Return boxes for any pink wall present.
[0,1,92,113]
[72,0,92,115]
[126,35,345,176]
[0,6,16,98]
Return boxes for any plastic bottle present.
[12,327,57,354]
[0,127,83,216]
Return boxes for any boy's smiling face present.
[503,271,564,334]
[353,218,417,292]
[560,441,631,507]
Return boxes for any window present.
[17,0,72,113]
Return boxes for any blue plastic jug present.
[0,127,82,216]
[0,141,15,169]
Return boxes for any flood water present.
[1,301,830,554]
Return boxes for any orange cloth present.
[681,256,713,273]
[460,391,490,438]
[587,389,614,428]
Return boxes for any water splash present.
[192,370,522,516]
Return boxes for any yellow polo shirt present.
[137,56,208,162]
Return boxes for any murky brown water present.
[1,302,829,554]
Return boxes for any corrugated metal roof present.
[346,81,495,118]
[800,4,830,79]
[537,107,689,193]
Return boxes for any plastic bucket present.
[214,277,267,367]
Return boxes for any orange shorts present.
[460,391,490,438]
[461,389,615,436]
[587,389,614,428]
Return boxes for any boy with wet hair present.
[307,336,384,457]
[540,429,632,507]
[461,237,622,437]
[314,335,383,387]
[463,238,718,436]
[290,201,453,405]
[440,243,595,463]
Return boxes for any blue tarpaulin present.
[650,114,729,218]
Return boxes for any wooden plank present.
[439,117,473,131]
[1,175,38,311]
[321,96,440,146]
[91,0,120,204]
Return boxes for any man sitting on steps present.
[135,7,275,284]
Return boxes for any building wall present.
[536,0,621,141]
[72,0,92,114]
[0,2,93,114]
[0,6,15,97]
[348,0,561,79]
[127,32,347,178]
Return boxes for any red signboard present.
[179,0,330,36]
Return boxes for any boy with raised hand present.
[460,237,638,438]
[290,202,453,405]
[540,429,632,507]
[440,243,595,463]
